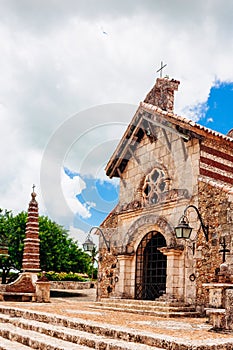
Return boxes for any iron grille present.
[135,231,167,300]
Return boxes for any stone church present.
[97,76,233,310]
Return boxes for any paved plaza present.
[1,288,233,349]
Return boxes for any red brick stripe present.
[200,168,233,185]
[200,156,233,175]
[201,145,233,163]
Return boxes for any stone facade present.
[98,77,233,310]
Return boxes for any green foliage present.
[0,208,94,282]
[38,215,91,273]
[42,271,89,281]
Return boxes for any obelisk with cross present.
[22,185,41,272]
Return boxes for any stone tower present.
[144,77,180,112]
[0,187,51,302]
[22,188,41,272]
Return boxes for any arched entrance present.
[135,231,167,300]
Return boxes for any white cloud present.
[61,170,90,218]
[1,0,233,227]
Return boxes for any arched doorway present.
[135,231,167,300]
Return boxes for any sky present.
[1,0,233,244]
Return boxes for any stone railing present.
[204,283,233,331]
[50,281,94,290]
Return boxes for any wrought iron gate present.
[135,231,167,300]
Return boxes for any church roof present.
[105,78,233,179]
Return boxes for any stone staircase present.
[0,305,232,349]
[0,304,202,350]
[0,305,167,350]
[90,298,200,318]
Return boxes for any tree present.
[38,215,91,273]
[0,209,16,283]
[0,209,92,282]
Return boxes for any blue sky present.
[199,81,233,134]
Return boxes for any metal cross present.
[219,237,230,263]
[32,184,36,192]
[156,61,167,78]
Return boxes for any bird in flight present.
[101,26,108,35]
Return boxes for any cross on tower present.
[32,184,36,192]
[156,61,167,78]
[219,237,230,263]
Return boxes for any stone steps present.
[90,299,199,318]
[91,305,200,318]
[94,298,187,307]
[0,313,162,350]
[0,336,33,350]
[0,305,232,349]
[0,322,91,350]
[0,306,167,349]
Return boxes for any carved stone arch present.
[124,214,175,252]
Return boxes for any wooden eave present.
[105,101,233,179]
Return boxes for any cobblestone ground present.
[1,288,233,343]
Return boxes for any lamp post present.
[83,226,110,252]
[82,234,95,253]
[175,205,209,242]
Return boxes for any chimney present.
[144,77,180,112]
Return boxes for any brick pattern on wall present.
[97,248,119,299]
[22,191,41,272]
[200,143,233,186]
[144,78,180,112]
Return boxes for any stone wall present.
[50,281,93,290]
[97,247,119,299]
[196,180,232,308]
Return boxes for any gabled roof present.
[105,100,233,179]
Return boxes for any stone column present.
[225,289,233,330]
[36,280,51,303]
[159,247,184,301]
[115,255,134,299]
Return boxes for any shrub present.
[39,271,89,282]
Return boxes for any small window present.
[142,168,167,205]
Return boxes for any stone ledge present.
[0,292,35,295]
[205,308,226,315]
[0,292,36,302]
[50,281,93,290]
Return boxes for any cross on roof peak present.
[156,61,167,78]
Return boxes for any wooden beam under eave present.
[117,168,126,187]
[181,138,188,161]
[129,147,140,165]
[162,129,171,151]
